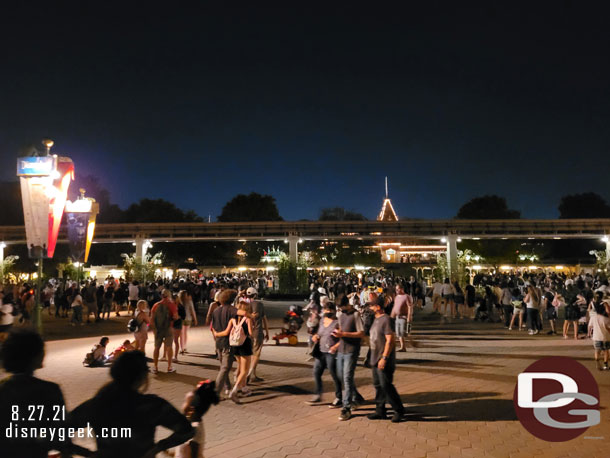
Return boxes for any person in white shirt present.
[431,281,443,314]
[591,301,610,371]
[128,281,140,316]
[440,278,454,318]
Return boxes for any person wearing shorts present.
[591,301,610,371]
[150,289,178,374]
[246,287,269,382]
[391,284,411,351]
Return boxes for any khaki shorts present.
[154,330,173,348]
[252,336,264,354]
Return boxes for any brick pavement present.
[1,302,609,457]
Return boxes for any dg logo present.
[513,356,601,441]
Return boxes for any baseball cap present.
[246,287,257,296]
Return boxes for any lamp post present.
[17,139,74,334]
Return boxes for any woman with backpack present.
[212,300,253,402]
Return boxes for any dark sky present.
[2,2,609,221]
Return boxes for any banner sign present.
[65,197,98,263]
[18,155,74,258]
[17,156,55,176]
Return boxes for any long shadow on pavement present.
[396,358,503,369]
[403,398,517,421]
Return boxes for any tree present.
[121,251,164,282]
[589,250,608,273]
[0,181,24,225]
[319,207,367,221]
[277,253,308,294]
[0,255,19,282]
[218,193,282,222]
[456,195,520,219]
[559,193,610,218]
[122,199,203,223]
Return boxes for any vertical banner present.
[65,195,98,263]
[17,155,74,258]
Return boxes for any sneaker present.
[151,368,158,374]
[508,327,512,331]
[229,390,241,404]
[241,387,252,397]
[339,408,352,421]
[306,396,321,405]
[528,330,534,335]
[546,330,554,335]
[391,412,405,423]
[329,398,342,408]
[533,330,539,335]
[367,412,387,420]
[167,367,176,373]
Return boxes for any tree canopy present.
[456,195,520,219]
[319,207,367,221]
[218,192,282,222]
[558,192,610,218]
[122,198,203,223]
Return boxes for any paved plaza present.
[3,302,609,457]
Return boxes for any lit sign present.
[17,156,56,176]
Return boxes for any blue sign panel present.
[16,156,55,176]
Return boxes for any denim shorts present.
[594,340,610,351]
[395,317,407,337]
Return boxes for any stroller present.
[273,304,304,345]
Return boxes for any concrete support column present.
[288,236,299,263]
[446,234,458,281]
[135,235,148,262]
[0,242,5,280]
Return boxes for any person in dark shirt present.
[0,329,76,458]
[333,296,365,421]
[70,350,194,458]
[367,298,405,423]
[211,289,239,398]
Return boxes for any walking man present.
[211,289,239,400]
[333,296,365,421]
[391,284,411,351]
[367,297,406,422]
[150,289,178,374]
[246,287,269,382]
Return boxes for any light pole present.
[17,139,74,334]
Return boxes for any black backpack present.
[127,318,139,332]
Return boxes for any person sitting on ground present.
[84,336,110,367]
[71,350,194,458]
[107,339,136,362]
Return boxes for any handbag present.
[310,341,323,358]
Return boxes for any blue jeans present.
[372,361,404,416]
[337,349,359,409]
[313,352,342,400]
[71,305,83,324]
[526,308,541,331]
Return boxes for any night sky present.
[2,3,610,221]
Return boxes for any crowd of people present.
[1,268,610,457]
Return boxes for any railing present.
[1,218,610,244]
